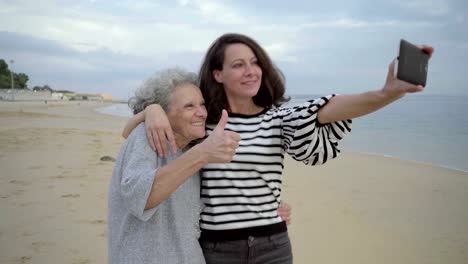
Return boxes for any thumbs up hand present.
[213,109,229,134]
[199,110,240,163]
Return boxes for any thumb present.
[214,109,228,132]
[387,58,396,83]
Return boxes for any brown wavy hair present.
[199,33,289,124]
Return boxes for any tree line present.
[0,59,53,91]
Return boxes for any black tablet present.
[397,39,429,86]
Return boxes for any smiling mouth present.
[241,80,258,85]
[192,122,204,127]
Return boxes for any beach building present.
[0,89,113,102]
[0,89,53,101]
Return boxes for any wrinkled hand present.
[383,45,434,99]
[144,104,177,157]
[200,110,240,163]
[277,202,292,225]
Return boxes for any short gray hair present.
[129,67,198,114]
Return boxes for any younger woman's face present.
[213,43,262,101]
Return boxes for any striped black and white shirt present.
[200,95,352,234]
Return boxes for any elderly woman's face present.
[167,84,207,145]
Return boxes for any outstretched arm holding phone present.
[124,44,434,154]
[318,43,433,124]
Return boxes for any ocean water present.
[96,94,468,172]
[95,103,133,118]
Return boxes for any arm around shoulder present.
[122,110,146,138]
[122,104,177,157]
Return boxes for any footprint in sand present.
[77,173,87,178]
[78,219,106,225]
[90,219,106,225]
[9,180,31,186]
[39,215,54,221]
[31,241,55,253]
[61,194,80,198]
[49,175,65,179]
[22,231,34,237]
[68,248,79,255]
[18,255,32,264]
[72,258,91,264]
[27,165,43,170]
[12,189,25,196]
[19,202,36,207]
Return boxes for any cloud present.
[0,0,467,97]
[0,30,209,99]
[0,1,232,58]
[116,0,162,12]
[399,0,451,16]
[263,43,298,63]
[301,18,397,29]
[181,0,247,25]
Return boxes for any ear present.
[213,69,223,84]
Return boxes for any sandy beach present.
[0,101,467,264]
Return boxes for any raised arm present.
[122,110,145,138]
[318,45,434,124]
[144,143,207,209]
[122,104,177,157]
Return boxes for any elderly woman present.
[107,68,240,264]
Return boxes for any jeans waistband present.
[199,221,287,242]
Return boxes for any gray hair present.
[129,67,198,114]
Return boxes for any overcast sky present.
[1,0,466,99]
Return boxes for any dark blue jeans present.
[200,231,293,264]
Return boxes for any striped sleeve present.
[281,94,352,165]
